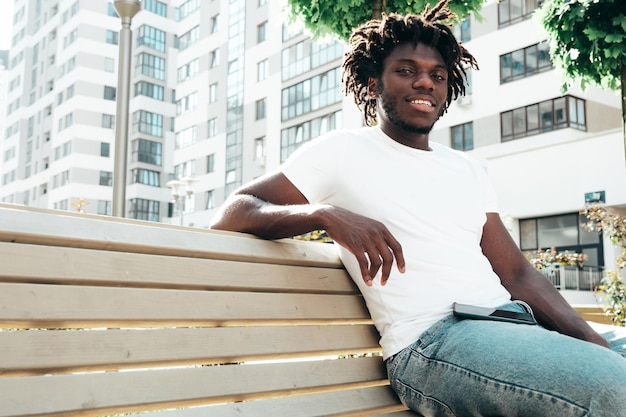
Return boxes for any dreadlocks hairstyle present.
[342,0,478,126]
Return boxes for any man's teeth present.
[411,99,433,106]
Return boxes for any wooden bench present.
[0,204,414,417]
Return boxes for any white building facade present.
[1,0,624,301]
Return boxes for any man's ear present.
[367,78,379,98]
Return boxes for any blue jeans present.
[386,302,626,417]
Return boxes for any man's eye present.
[432,74,446,81]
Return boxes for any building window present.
[175,126,197,149]
[452,17,471,43]
[207,118,217,137]
[97,200,112,215]
[102,113,115,128]
[280,110,342,161]
[207,153,215,173]
[135,53,165,80]
[254,137,265,160]
[520,213,602,267]
[225,169,237,185]
[451,122,474,151]
[281,67,342,121]
[137,25,166,52]
[209,48,220,68]
[206,190,215,209]
[176,0,199,20]
[143,0,167,17]
[257,21,267,43]
[99,171,113,186]
[177,58,199,82]
[104,57,114,72]
[106,29,119,45]
[174,160,196,179]
[100,142,110,157]
[209,83,218,103]
[129,198,160,222]
[135,81,164,100]
[498,0,544,28]
[210,14,219,33]
[257,59,268,81]
[501,95,586,142]
[132,168,160,187]
[132,138,162,165]
[176,91,198,115]
[178,26,199,51]
[133,110,163,137]
[500,42,552,84]
[103,86,116,100]
[256,98,266,120]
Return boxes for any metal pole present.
[112,0,141,217]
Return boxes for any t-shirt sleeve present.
[280,131,345,204]
[478,162,499,214]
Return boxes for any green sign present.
[585,191,605,203]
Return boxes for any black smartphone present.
[452,302,537,325]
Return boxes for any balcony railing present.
[539,265,604,291]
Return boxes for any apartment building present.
[429,0,625,303]
[2,0,624,302]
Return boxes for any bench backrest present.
[0,204,412,416]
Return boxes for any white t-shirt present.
[281,126,512,359]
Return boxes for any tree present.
[286,0,488,41]
[539,0,626,151]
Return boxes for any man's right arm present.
[209,171,405,286]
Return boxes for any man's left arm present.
[481,212,609,348]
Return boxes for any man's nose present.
[412,72,434,90]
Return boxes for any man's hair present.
[342,0,478,126]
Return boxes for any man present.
[211,1,626,415]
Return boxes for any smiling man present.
[210,1,626,415]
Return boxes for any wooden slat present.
[0,356,389,417]
[0,204,342,268]
[0,325,381,376]
[0,241,357,294]
[126,386,407,417]
[0,283,371,328]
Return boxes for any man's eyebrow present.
[392,57,447,70]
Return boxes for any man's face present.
[370,42,449,138]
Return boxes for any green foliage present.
[581,204,626,326]
[596,271,626,326]
[539,0,626,91]
[294,229,333,243]
[286,0,487,41]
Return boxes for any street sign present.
[584,191,605,204]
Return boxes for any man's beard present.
[378,83,438,134]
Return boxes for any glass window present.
[538,214,578,247]
[129,198,160,222]
[501,95,586,142]
[451,122,473,151]
[257,21,267,43]
[132,138,162,165]
[99,171,113,186]
[135,81,164,101]
[132,110,163,137]
[137,25,166,52]
[500,42,552,84]
[143,0,167,17]
[135,53,165,80]
[103,86,116,100]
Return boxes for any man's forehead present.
[386,42,446,66]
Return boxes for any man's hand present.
[318,205,405,286]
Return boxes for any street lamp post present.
[112,0,141,217]
[166,177,198,226]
